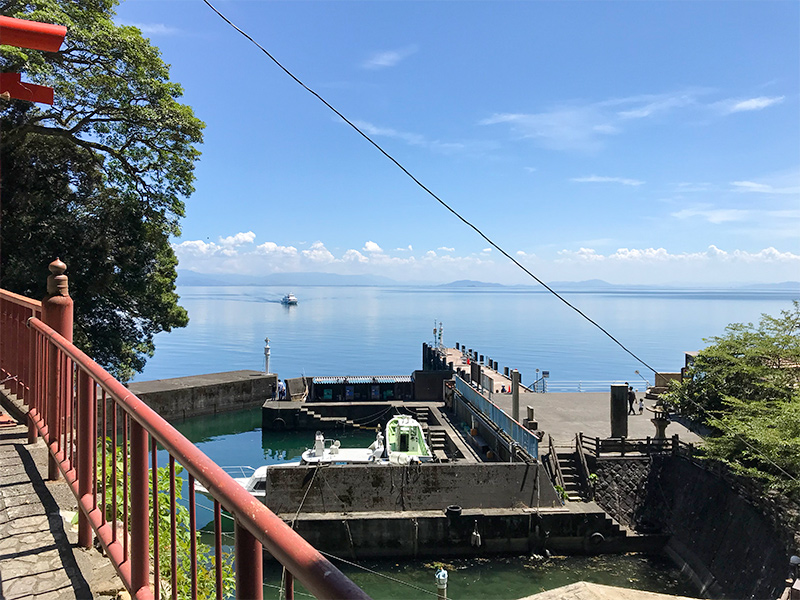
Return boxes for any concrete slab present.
[517,581,699,600]
[490,391,703,446]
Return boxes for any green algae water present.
[171,409,698,599]
[263,554,697,599]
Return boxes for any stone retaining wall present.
[593,454,798,600]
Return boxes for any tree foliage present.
[1,0,204,380]
[664,301,800,493]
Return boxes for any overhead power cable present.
[201,1,799,486]
[201,0,658,376]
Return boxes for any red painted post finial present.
[47,257,69,296]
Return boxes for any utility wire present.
[319,551,446,599]
[201,0,659,376]
[201,0,799,486]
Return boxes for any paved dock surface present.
[0,422,121,600]
[490,391,703,446]
[443,346,702,446]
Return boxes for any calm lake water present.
[146,285,797,598]
[135,285,798,386]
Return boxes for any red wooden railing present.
[0,271,371,600]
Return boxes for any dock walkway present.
[0,421,121,600]
[441,346,703,446]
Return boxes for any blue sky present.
[116,0,799,285]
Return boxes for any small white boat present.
[301,430,385,464]
[385,415,433,464]
[280,293,298,305]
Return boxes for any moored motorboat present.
[384,415,433,464]
[301,430,385,464]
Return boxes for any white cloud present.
[424,250,437,259]
[438,247,455,252]
[363,241,383,253]
[120,21,179,35]
[255,242,297,256]
[572,175,644,186]
[557,245,800,264]
[352,120,469,154]
[301,241,335,263]
[727,96,784,113]
[671,207,750,224]
[362,45,418,70]
[219,231,256,246]
[731,180,799,195]
[343,249,368,263]
[481,248,492,253]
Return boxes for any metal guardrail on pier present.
[531,380,648,393]
[454,376,538,459]
[1,281,370,600]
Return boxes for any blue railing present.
[454,377,538,459]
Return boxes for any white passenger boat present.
[280,292,298,305]
[301,430,385,464]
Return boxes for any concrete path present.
[0,422,121,600]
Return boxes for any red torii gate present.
[0,15,67,104]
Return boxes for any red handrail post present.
[130,419,151,597]
[77,368,94,548]
[41,259,72,480]
[235,521,263,600]
[27,315,39,444]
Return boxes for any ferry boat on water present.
[280,292,298,305]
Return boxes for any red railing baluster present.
[170,456,177,600]
[131,420,149,596]
[123,411,129,561]
[214,500,222,600]
[112,403,118,544]
[189,473,198,600]
[152,438,161,600]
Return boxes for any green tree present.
[1,0,204,381]
[664,301,800,493]
[664,301,800,422]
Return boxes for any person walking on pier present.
[627,384,637,415]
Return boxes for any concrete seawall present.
[127,370,277,422]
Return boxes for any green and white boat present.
[385,415,433,464]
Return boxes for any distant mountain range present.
[176,270,397,287]
[176,270,799,291]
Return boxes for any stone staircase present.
[297,405,373,430]
[554,446,589,502]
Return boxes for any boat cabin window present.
[252,480,266,491]
[399,432,410,452]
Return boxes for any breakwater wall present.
[593,454,798,600]
[127,370,277,422]
[263,463,561,513]
[263,462,633,558]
